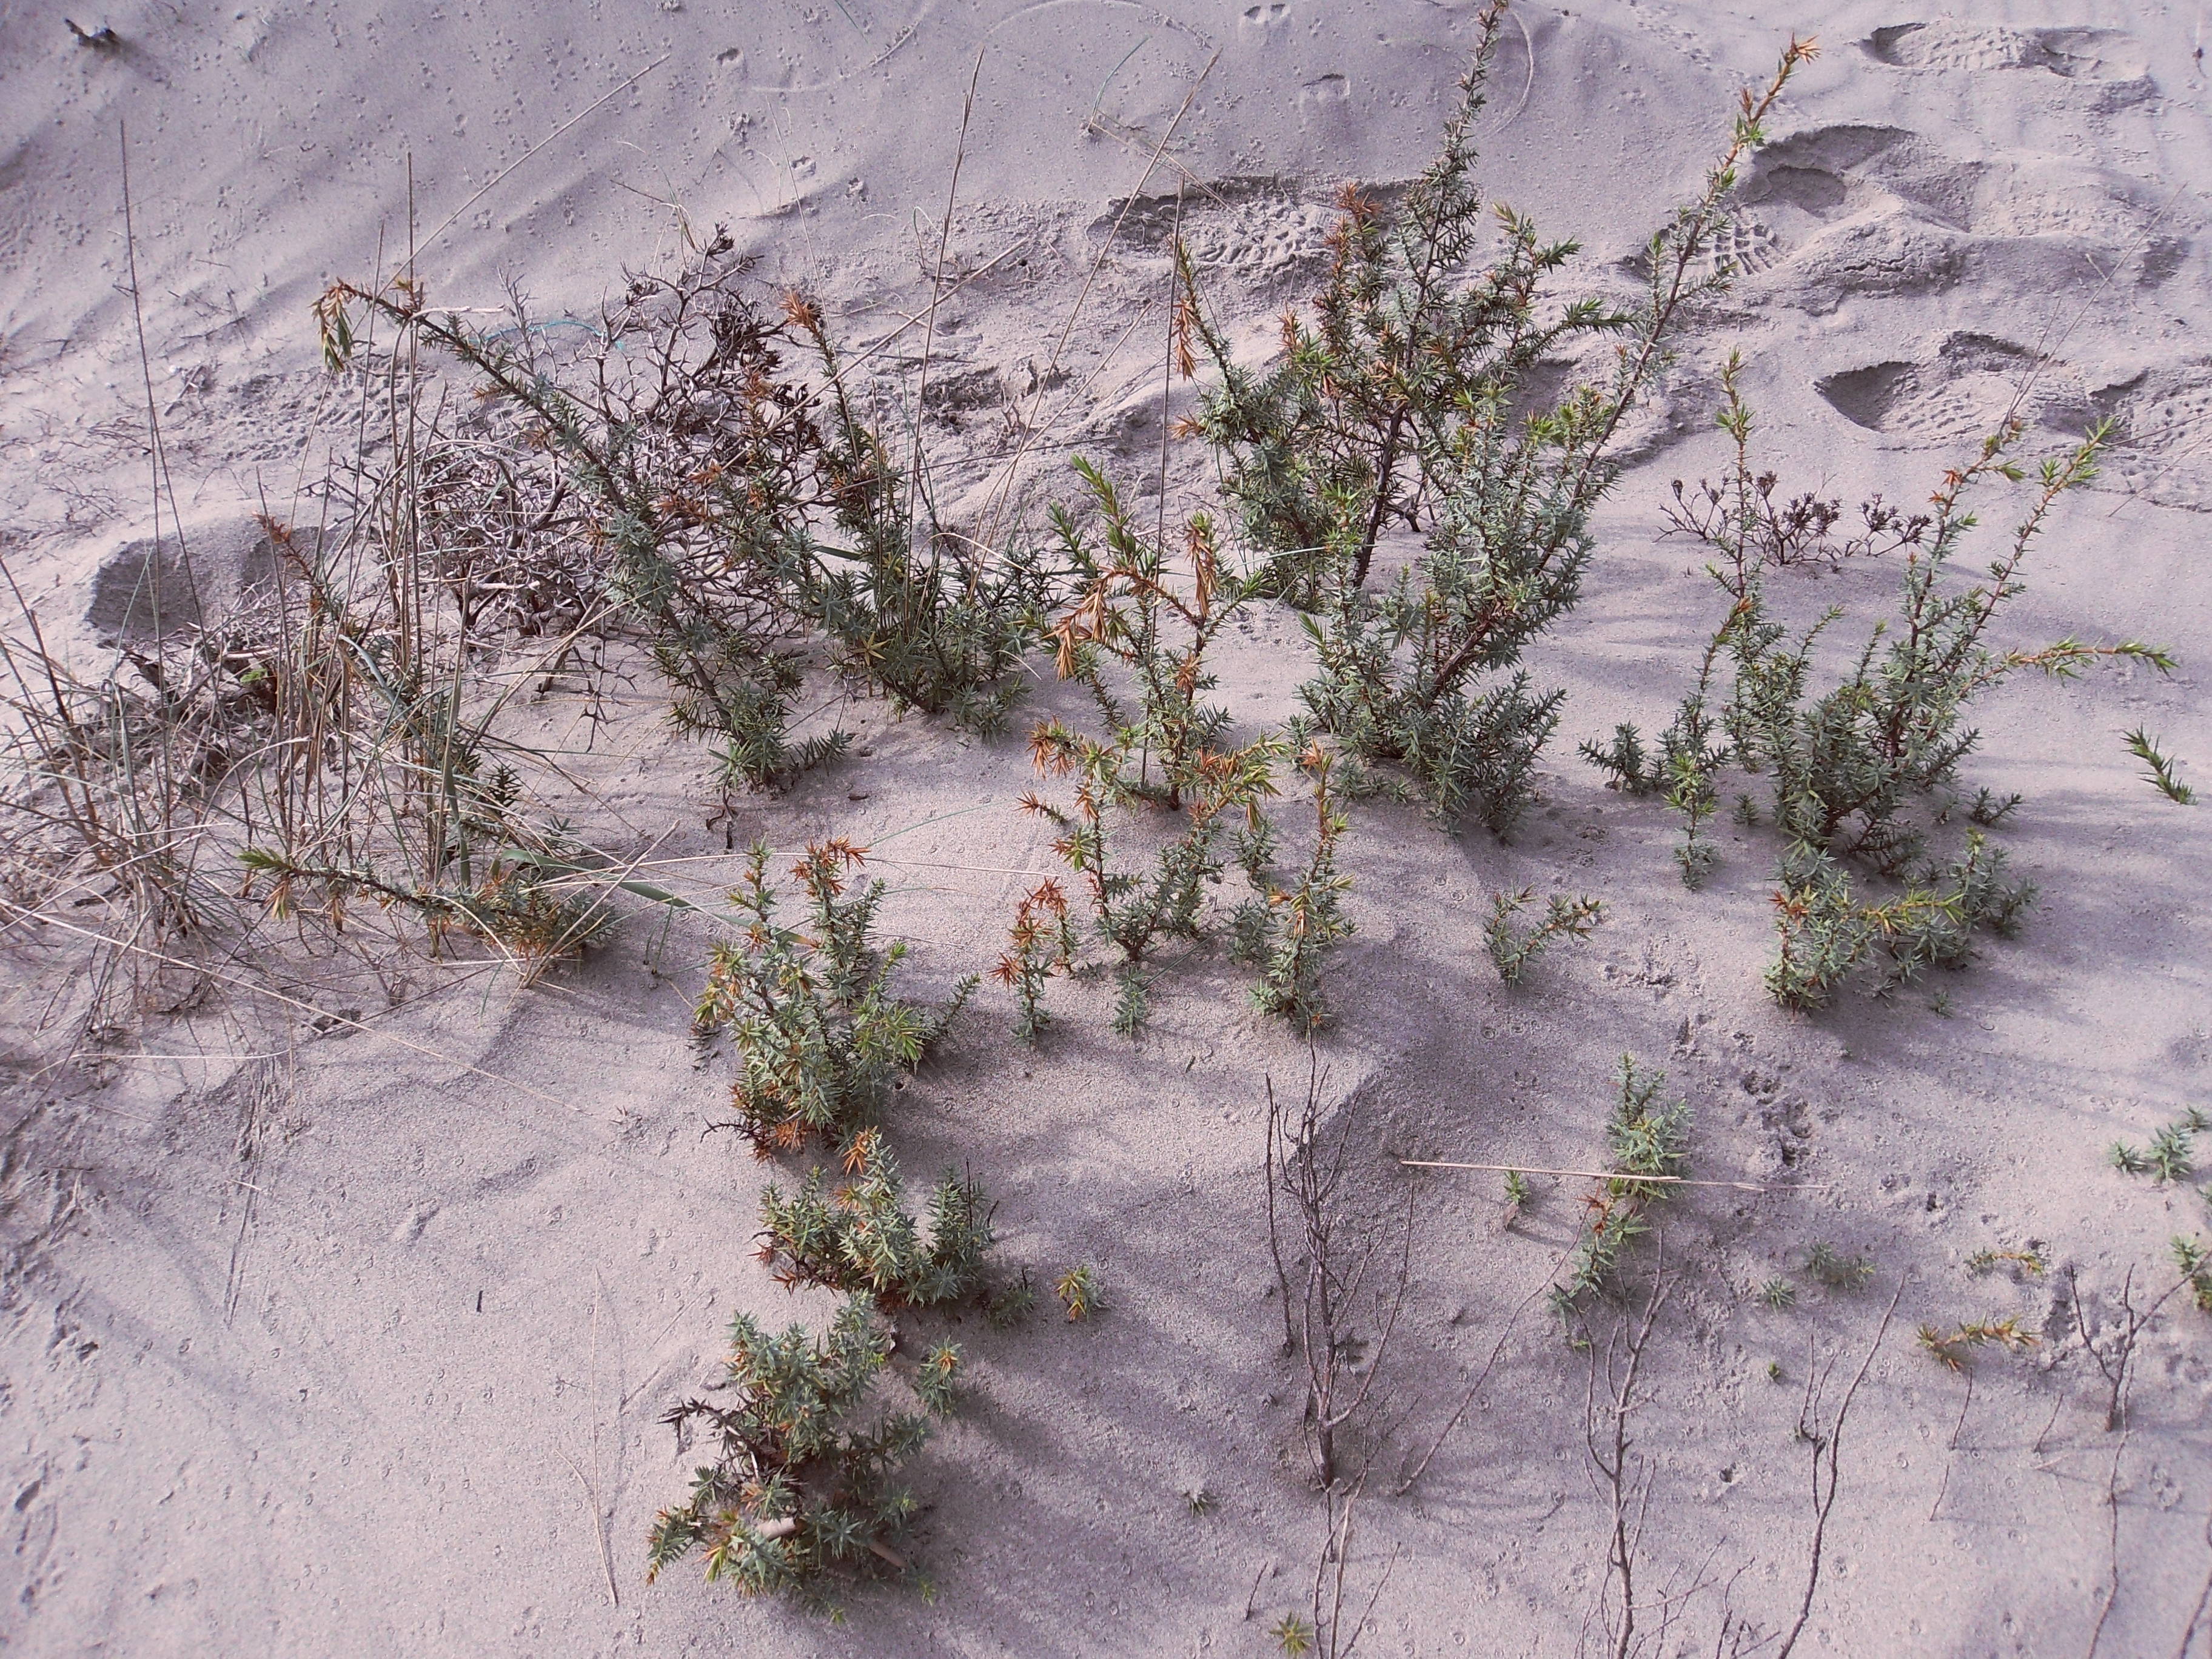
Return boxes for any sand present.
[3,1,2210,1654]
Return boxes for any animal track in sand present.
[2086,366,2212,510]
[1180,196,1335,279]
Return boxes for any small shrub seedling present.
[1967,1246,2047,1278]
[1551,1057,1691,1332]
[985,1271,1037,1329]
[1804,1242,1875,1291]
[1917,1316,2036,1371]
[1231,745,1355,1031]
[992,879,1079,1044]
[694,840,974,1155]
[2108,1105,2207,1183]
[648,1298,958,1597]
[756,1128,994,1309]
[1761,1278,1797,1310]
[1483,887,1603,985]
[1054,1264,1104,1321]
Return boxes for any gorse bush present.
[321,255,839,789]
[319,247,1062,792]
[1022,716,1280,971]
[1181,15,1816,830]
[1016,463,1370,1031]
[1047,460,1256,811]
[1765,832,2031,1010]
[1552,1057,1691,1332]
[787,297,1058,736]
[1020,461,1287,1000]
[694,840,974,1155]
[240,760,615,979]
[1606,361,2172,1005]
[1231,745,1355,1031]
[756,1127,994,1309]
[646,1298,959,1597]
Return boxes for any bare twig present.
[1775,1275,1903,1659]
[1266,1057,1413,1489]
[1584,1245,1671,1659]
[2173,1498,2212,1659]
[2085,1430,2130,1657]
[1394,1239,1574,1497]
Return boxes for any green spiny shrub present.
[1552,1057,1691,1331]
[694,839,974,1155]
[756,1127,994,1308]
[1181,24,1815,830]
[318,259,1066,791]
[647,1298,958,1596]
[1765,833,2031,1010]
[1483,886,1603,984]
[241,756,615,978]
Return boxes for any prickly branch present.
[1483,886,1603,984]
[991,879,1078,1044]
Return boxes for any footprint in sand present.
[1296,72,1350,130]
[1814,333,2093,444]
[1864,21,2154,104]
[1727,123,2190,313]
[1822,341,2212,510]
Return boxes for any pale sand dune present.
[3,2,2210,1655]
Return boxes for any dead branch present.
[1775,1275,1903,1659]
